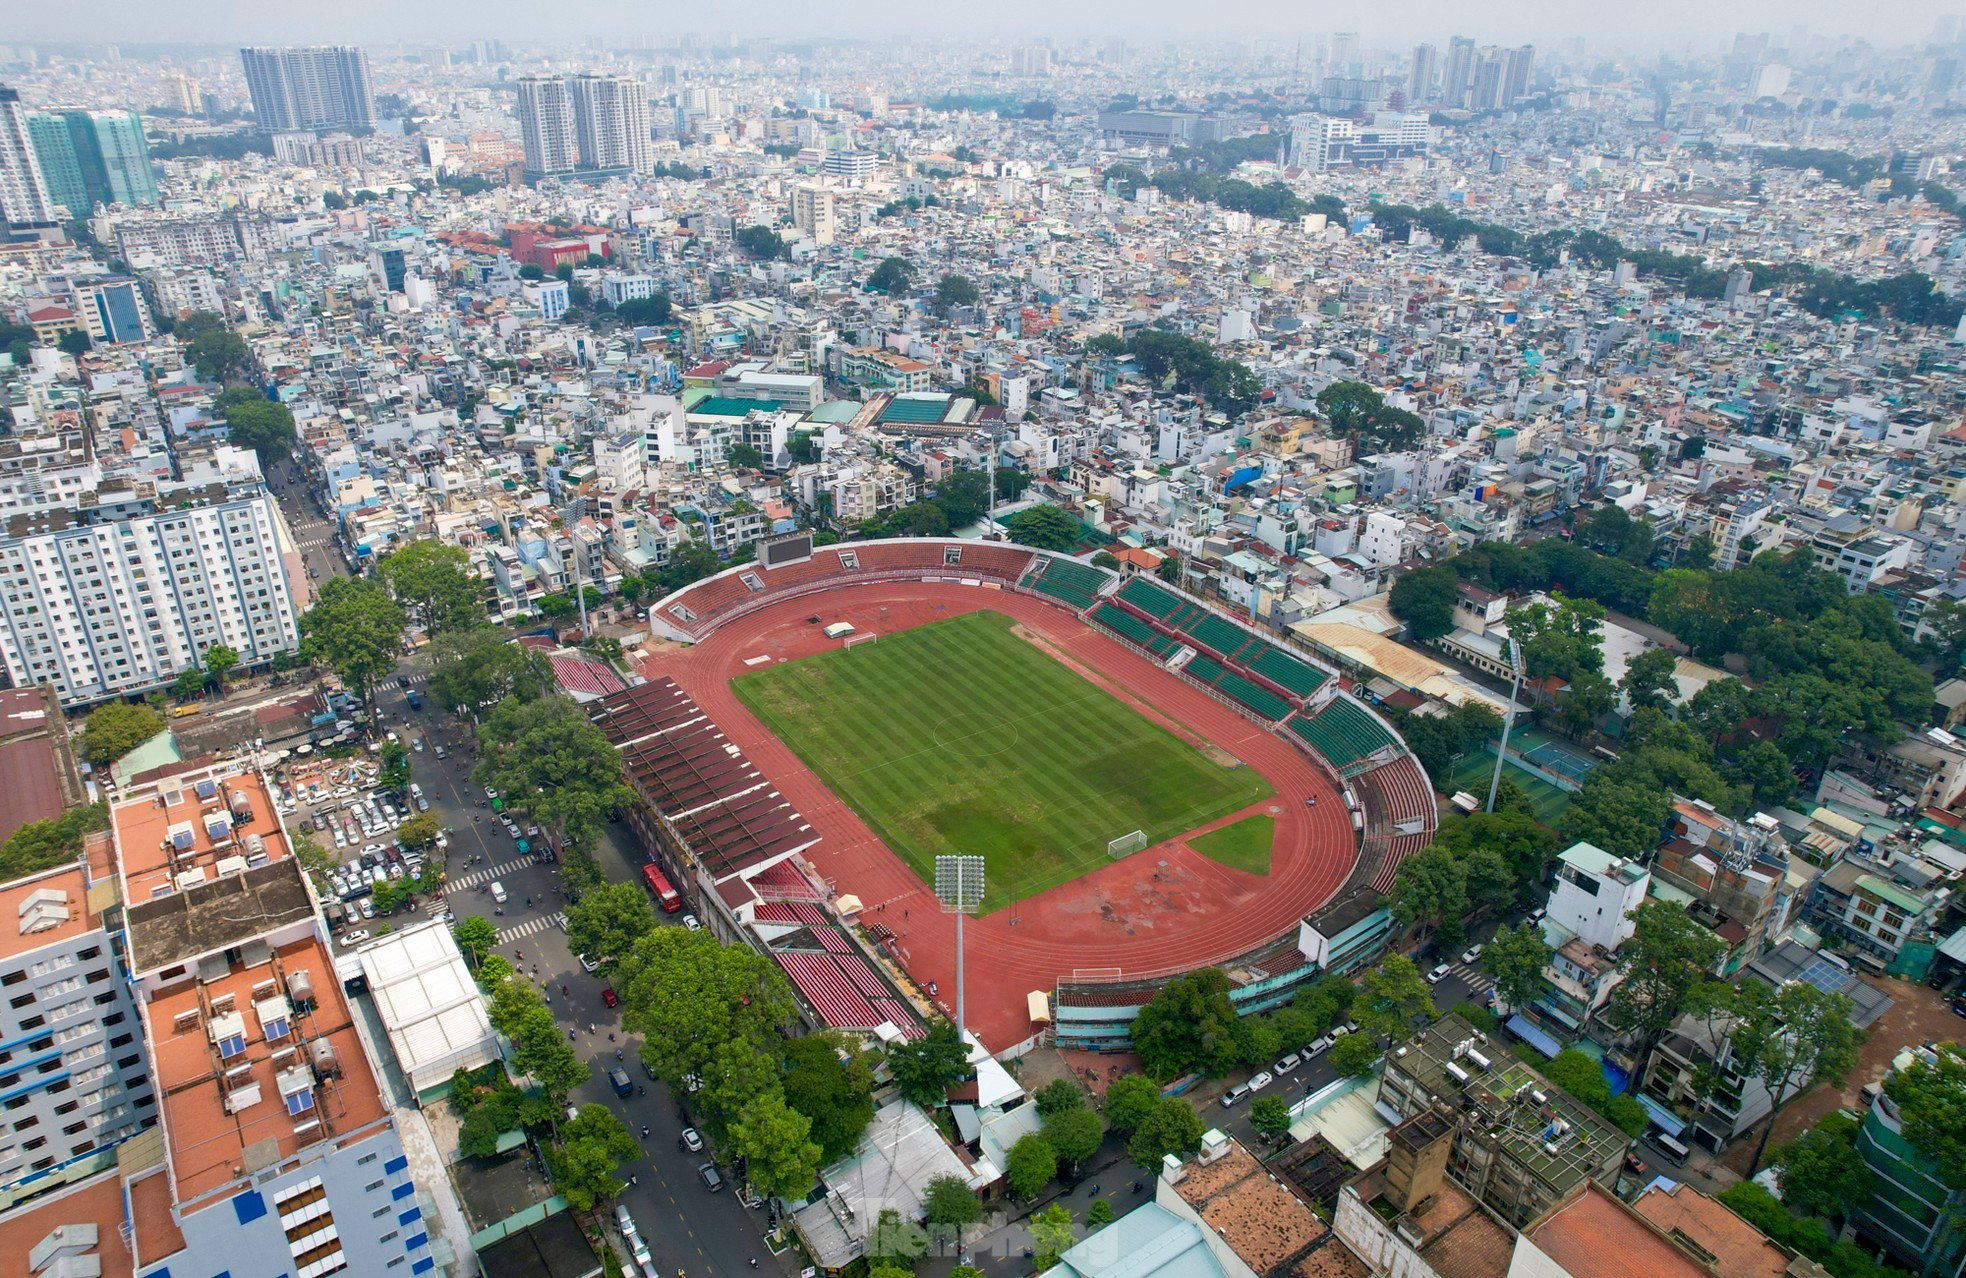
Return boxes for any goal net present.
[844,632,879,649]
[1107,829,1148,859]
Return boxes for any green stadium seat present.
[1289,698,1397,770]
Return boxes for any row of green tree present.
[1084,329,1262,416]
[1368,201,1963,327]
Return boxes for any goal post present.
[843,632,879,650]
[1107,829,1148,859]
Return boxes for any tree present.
[1249,1095,1292,1143]
[1357,955,1436,1043]
[0,804,107,880]
[370,877,408,914]
[475,695,634,846]
[934,273,980,314]
[172,667,206,701]
[735,225,788,260]
[429,627,556,713]
[899,501,949,537]
[379,541,483,635]
[57,329,90,356]
[1389,845,1468,942]
[887,1021,969,1106]
[923,1173,983,1243]
[1087,1200,1115,1227]
[782,1032,876,1163]
[866,256,916,294]
[1036,1077,1086,1117]
[1006,1133,1057,1197]
[1043,1106,1105,1171]
[1606,901,1724,1065]
[1330,1032,1379,1077]
[1733,982,1863,1174]
[547,1104,640,1210]
[1156,554,1183,585]
[1085,333,1126,357]
[727,441,766,470]
[868,1206,929,1263]
[292,832,338,882]
[220,395,297,462]
[617,928,796,1128]
[188,327,249,382]
[1620,647,1680,714]
[377,740,410,790]
[395,812,439,849]
[565,882,658,971]
[1730,739,1797,810]
[1774,1114,1872,1224]
[1104,1074,1161,1132]
[1133,967,1243,1082]
[1316,380,1423,452]
[300,577,406,712]
[1128,1098,1204,1169]
[1483,922,1551,1014]
[729,1089,823,1200]
[1005,504,1080,552]
[1389,565,1461,641]
[81,701,165,764]
[1030,1203,1076,1272]
[1883,1040,1966,1261]
[453,916,499,968]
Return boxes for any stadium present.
[622,535,1436,1053]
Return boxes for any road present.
[378,672,780,1278]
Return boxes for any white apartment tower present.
[790,183,837,245]
[568,74,653,174]
[516,76,579,176]
[0,466,301,706]
[0,87,58,230]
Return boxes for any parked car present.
[682,914,702,932]
[1462,944,1484,964]
[339,930,370,946]
[679,1127,704,1153]
[601,987,619,1008]
[1306,1034,1334,1057]
[579,953,600,974]
[1426,963,1452,984]
[1247,1070,1274,1092]
[697,1163,724,1192]
[1273,1053,1301,1075]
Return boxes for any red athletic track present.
[653,581,1358,1051]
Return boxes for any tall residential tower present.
[239,46,375,132]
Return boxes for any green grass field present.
[1444,748,1573,823]
[1189,814,1274,875]
[732,610,1271,912]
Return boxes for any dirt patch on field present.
[1201,744,1245,769]
[1011,621,1218,752]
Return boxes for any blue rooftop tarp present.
[1636,1093,1688,1138]
[1505,1014,1562,1059]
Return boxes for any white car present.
[1426,963,1452,984]
[1273,1053,1301,1075]
[1247,1071,1274,1093]
[1462,944,1484,964]
[1306,1034,1334,1057]
[339,930,371,946]
[682,914,702,932]
[579,953,601,974]
[358,898,375,919]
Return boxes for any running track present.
[656,581,1358,1051]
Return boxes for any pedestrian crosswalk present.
[1446,962,1493,993]
[447,857,531,890]
[398,674,428,687]
[500,912,564,943]
[298,536,332,550]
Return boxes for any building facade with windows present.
[239,46,376,132]
[25,110,157,216]
[0,462,301,706]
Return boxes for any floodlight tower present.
[934,854,986,1033]
[1486,635,1524,814]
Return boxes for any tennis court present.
[1444,748,1574,823]
[1511,728,1598,785]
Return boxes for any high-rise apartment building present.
[1442,37,1478,108]
[1409,43,1438,103]
[0,862,157,1213]
[0,454,301,705]
[518,74,649,177]
[239,46,376,132]
[790,183,836,246]
[26,110,158,216]
[567,74,652,174]
[0,87,58,231]
[515,76,577,176]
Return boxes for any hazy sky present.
[5,0,1963,50]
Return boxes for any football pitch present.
[731,610,1272,912]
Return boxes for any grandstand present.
[1018,555,1116,611]
[1108,575,1334,714]
[1288,697,1399,774]
[1089,601,1182,658]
